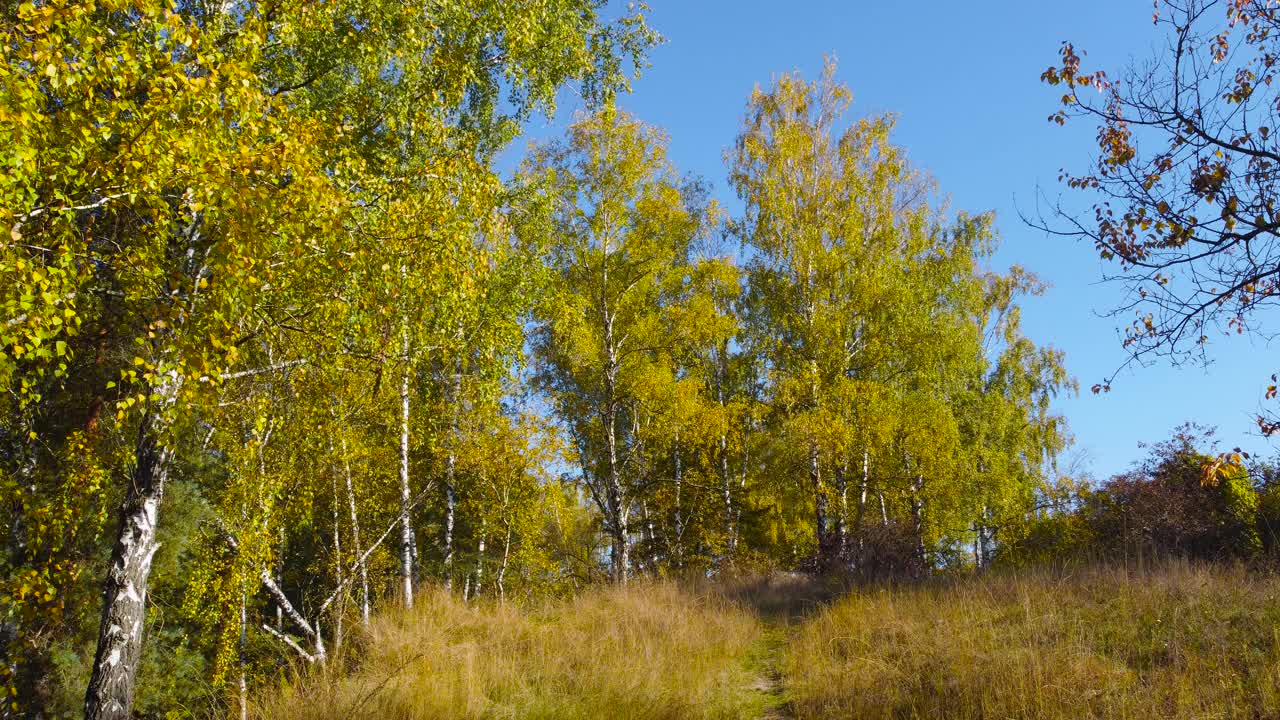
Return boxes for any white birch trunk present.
[239,589,247,720]
[340,437,369,624]
[328,453,344,651]
[84,377,179,720]
[443,360,461,591]
[497,523,511,603]
[473,519,487,599]
[673,435,683,568]
[399,326,416,607]
[910,474,927,569]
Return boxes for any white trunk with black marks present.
[719,432,733,553]
[856,450,870,559]
[260,568,326,662]
[713,320,734,553]
[810,439,826,557]
[443,360,462,592]
[275,527,284,631]
[443,482,456,591]
[340,437,369,624]
[804,265,827,562]
[596,238,630,585]
[975,504,992,571]
[641,502,658,571]
[497,523,511,603]
[329,459,344,651]
[85,217,210,720]
[238,589,248,720]
[603,315,628,584]
[399,340,416,608]
[834,462,848,555]
[673,436,684,568]
[84,384,177,720]
[473,519,487,599]
[734,421,750,550]
[605,416,628,584]
[910,474,927,568]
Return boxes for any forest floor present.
[256,562,1280,720]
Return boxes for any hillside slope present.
[257,564,1280,720]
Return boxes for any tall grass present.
[253,583,763,720]
[255,563,1280,720]
[784,561,1280,719]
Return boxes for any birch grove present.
[0,3,1082,715]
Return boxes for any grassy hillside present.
[254,584,766,720]
[787,563,1280,719]
[256,564,1280,720]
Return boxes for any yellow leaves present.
[1201,451,1247,487]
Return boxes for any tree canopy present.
[0,5,1113,718]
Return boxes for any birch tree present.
[523,108,720,583]
[730,58,933,565]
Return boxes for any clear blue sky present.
[516,1,1280,479]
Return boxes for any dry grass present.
[784,561,1280,719]
[255,563,1280,720]
[253,583,764,720]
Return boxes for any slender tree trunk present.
[716,343,734,555]
[606,409,629,586]
[399,328,416,608]
[473,519,487,599]
[276,532,287,634]
[976,504,992,571]
[640,502,655,572]
[443,359,462,592]
[673,434,684,568]
[611,520,629,584]
[719,434,733,554]
[260,569,326,662]
[805,277,826,563]
[340,437,369,624]
[810,439,826,560]
[443,484,456,590]
[497,523,512,603]
[856,450,869,563]
[606,456,629,585]
[329,461,344,651]
[910,474,926,569]
[84,396,176,720]
[238,588,247,720]
[734,421,750,550]
[879,490,889,526]
[603,367,627,581]
[834,462,848,556]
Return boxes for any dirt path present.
[725,571,844,718]
[748,624,795,719]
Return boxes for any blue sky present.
[517,1,1280,479]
